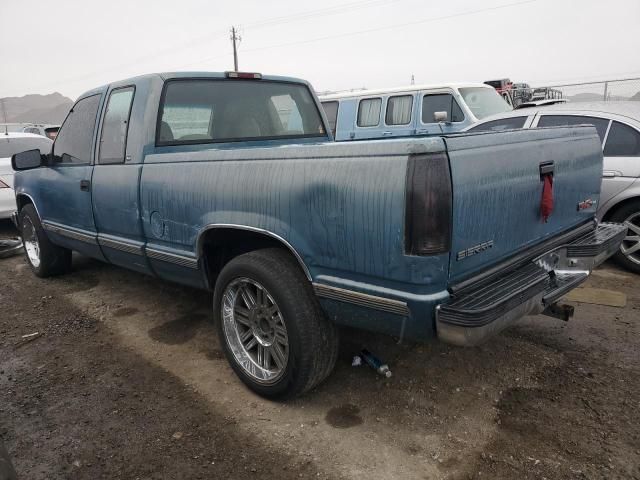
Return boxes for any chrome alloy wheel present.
[621,213,640,266]
[22,216,41,268]
[221,277,289,384]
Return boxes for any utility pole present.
[230,26,241,71]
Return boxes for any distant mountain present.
[0,92,73,125]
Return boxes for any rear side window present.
[24,127,41,135]
[386,95,413,125]
[157,79,326,145]
[357,98,381,127]
[321,101,339,137]
[422,94,465,123]
[99,87,134,164]
[53,94,101,164]
[468,116,527,132]
[537,115,609,143]
[603,121,640,157]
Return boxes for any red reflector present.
[225,71,262,79]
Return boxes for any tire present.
[608,199,640,274]
[18,204,72,278]
[213,248,339,399]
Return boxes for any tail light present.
[0,179,9,189]
[405,152,452,255]
[225,71,262,79]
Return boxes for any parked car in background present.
[22,124,60,141]
[466,102,640,273]
[0,132,52,219]
[0,123,60,140]
[319,83,511,140]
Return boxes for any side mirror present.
[433,111,449,123]
[11,149,44,171]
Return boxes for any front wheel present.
[213,248,339,399]
[19,204,72,277]
[609,200,640,274]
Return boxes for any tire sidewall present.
[609,200,640,274]
[213,257,306,398]
[19,205,45,276]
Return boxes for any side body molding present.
[195,223,313,281]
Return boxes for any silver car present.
[0,133,52,219]
[466,102,640,273]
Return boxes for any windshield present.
[0,136,52,158]
[459,87,512,120]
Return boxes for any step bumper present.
[436,222,627,347]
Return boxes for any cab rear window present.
[156,79,326,146]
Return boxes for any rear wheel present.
[609,200,640,274]
[213,248,339,399]
[19,204,72,277]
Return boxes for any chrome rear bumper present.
[436,222,627,347]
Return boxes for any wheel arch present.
[15,193,41,219]
[601,194,640,221]
[196,224,312,285]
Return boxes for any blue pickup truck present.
[11,71,626,398]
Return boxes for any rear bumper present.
[435,222,627,346]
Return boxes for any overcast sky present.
[1,0,639,99]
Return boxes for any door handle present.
[602,170,619,178]
[381,131,393,136]
[539,161,554,179]
[416,129,429,135]
[80,180,91,192]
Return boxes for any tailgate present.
[445,126,603,282]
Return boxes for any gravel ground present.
[1,219,639,479]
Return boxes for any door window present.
[357,98,381,127]
[386,95,413,126]
[53,94,101,164]
[467,116,527,132]
[99,87,134,164]
[422,93,465,124]
[537,115,609,143]
[603,121,640,157]
[321,101,339,136]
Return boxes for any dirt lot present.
[1,220,639,480]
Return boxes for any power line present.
[0,0,403,96]
[180,0,539,68]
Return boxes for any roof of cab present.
[319,83,495,100]
[77,71,313,100]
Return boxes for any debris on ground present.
[351,356,362,367]
[564,287,627,308]
[14,332,43,349]
[359,349,392,378]
[0,238,23,259]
